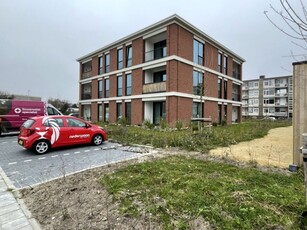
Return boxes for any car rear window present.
[22,119,35,128]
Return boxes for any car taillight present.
[23,128,35,136]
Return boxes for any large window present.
[232,61,241,79]
[104,104,109,122]
[193,71,204,95]
[98,80,103,98]
[154,40,167,60]
[223,56,228,75]
[98,104,102,121]
[105,53,110,73]
[117,103,122,120]
[218,53,222,73]
[154,70,166,83]
[218,79,222,99]
[126,45,132,67]
[192,102,203,118]
[224,80,228,99]
[117,48,123,70]
[117,75,123,96]
[98,56,103,75]
[193,39,204,65]
[105,79,109,98]
[82,61,92,73]
[125,102,131,124]
[126,74,132,96]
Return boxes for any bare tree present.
[264,0,307,51]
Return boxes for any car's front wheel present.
[33,140,50,154]
[92,134,103,146]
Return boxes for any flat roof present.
[77,14,245,63]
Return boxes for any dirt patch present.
[209,126,293,168]
[20,126,293,229]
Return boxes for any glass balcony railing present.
[145,46,167,62]
[81,93,91,100]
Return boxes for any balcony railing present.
[232,71,241,80]
[232,93,240,101]
[145,46,167,62]
[82,72,92,79]
[81,93,91,100]
[143,82,166,94]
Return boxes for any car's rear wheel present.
[33,140,50,154]
[92,134,103,146]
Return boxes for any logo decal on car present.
[41,117,60,144]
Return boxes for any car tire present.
[92,134,103,146]
[33,140,50,154]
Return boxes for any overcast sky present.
[0,0,305,103]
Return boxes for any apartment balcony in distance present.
[81,93,91,100]
[143,82,166,94]
[145,46,167,62]
[82,71,92,79]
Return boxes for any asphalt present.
[0,167,41,230]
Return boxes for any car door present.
[65,117,91,145]
[43,117,68,147]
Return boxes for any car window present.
[66,118,86,127]
[22,119,35,128]
[43,118,64,127]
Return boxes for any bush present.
[143,119,154,129]
[175,120,183,131]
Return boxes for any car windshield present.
[22,119,35,128]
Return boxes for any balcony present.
[143,82,166,94]
[145,46,167,62]
[82,72,92,79]
[81,93,91,100]
[232,93,240,101]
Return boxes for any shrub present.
[143,119,154,129]
[175,120,183,131]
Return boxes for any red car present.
[18,115,107,154]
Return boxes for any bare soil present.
[20,126,293,230]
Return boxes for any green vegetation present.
[97,120,303,229]
[101,156,305,229]
[100,120,291,153]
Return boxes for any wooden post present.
[302,134,307,205]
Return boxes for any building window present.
[193,39,204,65]
[104,104,109,122]
[218,104,222,124]
[153,70,166,83]
[117,48,123,70]
[105,79,109,98]
[192,102,203,118]
[153,101,166,125]
[98,104,102,121]
[218,79,222,99]
[232,61,241,80]
[193,71,204,95]
[82,61,92,73]
[98,80,103,98]
[224,81,228,99]
[81,83,91,100]
[224,105,227,120]
[223,56,228,75]
[98,56,103,75]
[125,102,131,124]
[105,53,110,73]
[117,75,123,97]
[117,103,122,120]
[218,53,222,73]
[126,74,132,96]
[126,45,132,67]
[154,40,167,60]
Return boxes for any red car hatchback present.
[18,115,107,154]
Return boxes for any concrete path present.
[0,167,40,230]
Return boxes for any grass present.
[101,156,305,229]
[100,120,291,153]
[97,120,302,228]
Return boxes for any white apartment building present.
[242,75,292,119]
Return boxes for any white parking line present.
[38,157,46,160]
[8,162,17,165]
[24,160,32,163]
[2,142,8,144]
[74,151,81,154]
[93,148,100,151]
[51,155,58,158]
[63,153,70,156]
[84,150,90,153]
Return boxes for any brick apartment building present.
[77,14,245,126]
[242,75,293,118]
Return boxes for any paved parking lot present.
[0,134,145,189]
